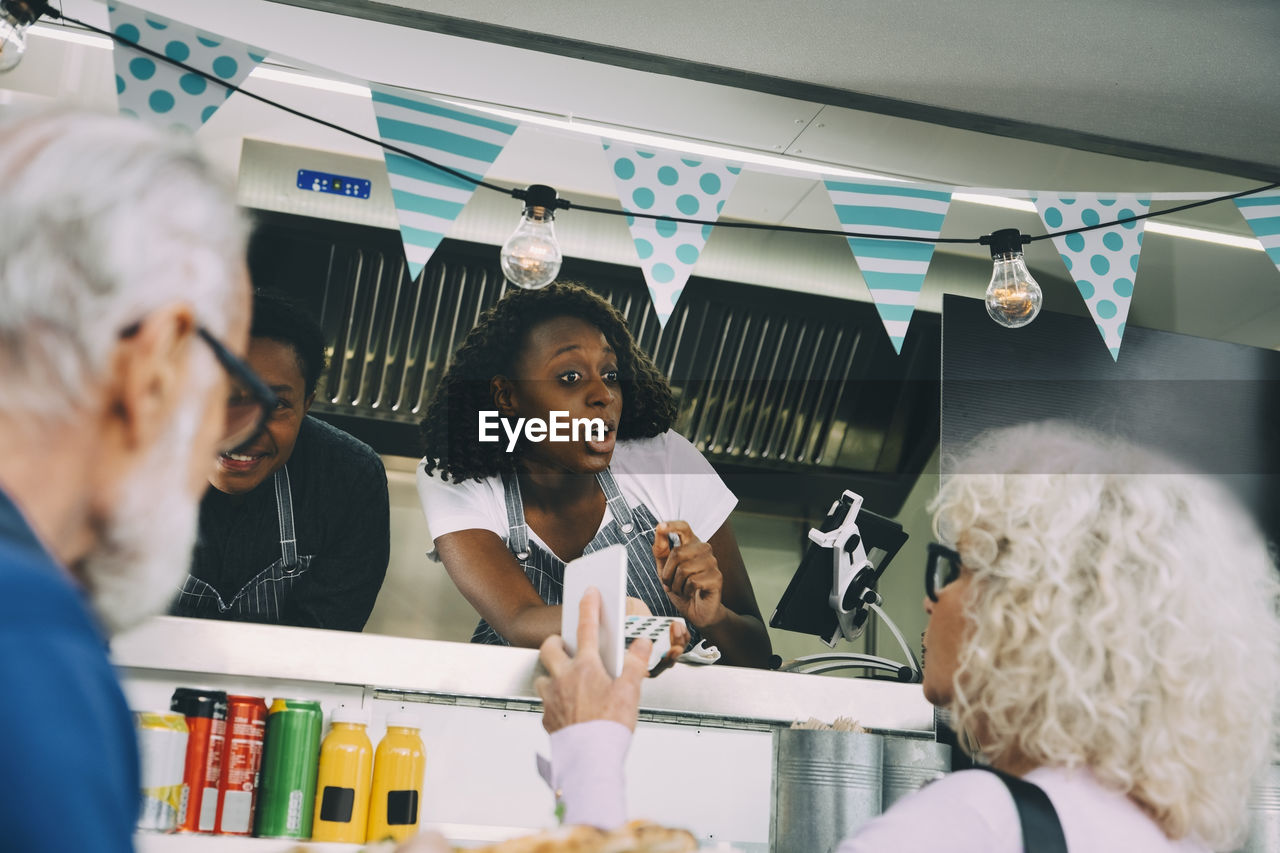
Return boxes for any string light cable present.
[25,7,1280,250]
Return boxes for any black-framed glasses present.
[121,321,277,452]
[196,327,277,452]
[926,542,963,602]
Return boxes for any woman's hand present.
[626,596,688,672]
[647,618,692,675]
[625,597,652,617]
[653,520,726,630]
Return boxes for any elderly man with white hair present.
[0,108,263,852]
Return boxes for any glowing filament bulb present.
[500,184,563,290]
[983,228,1043,328]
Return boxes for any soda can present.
[214,695,268,836]
[135,711,189,832]
[254,698,323,839]
[170,688,227,833]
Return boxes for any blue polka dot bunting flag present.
[823,180,952,354]
[107,2,266,134]
[601,141,742,328]
[1034,192,1150,361]
[371,84,519,282]
[1234,190,1280,275]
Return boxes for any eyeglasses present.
[121,321,277,453]
[925,543,963,602]
[196,327,278,452]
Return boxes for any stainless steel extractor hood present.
[247,207,938,517]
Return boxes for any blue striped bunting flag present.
[370,85,519,280]
[823,181,951,353]
[1034,192,1150,361]
[1235,191,1280,275]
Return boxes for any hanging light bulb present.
[500,184,563,290]
[0,1,51,73]
[981,228,1043,328]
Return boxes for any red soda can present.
[214,694,268,836]
[170,688,228,833]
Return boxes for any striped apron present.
[171,467,315,621]
[471,467,698,647]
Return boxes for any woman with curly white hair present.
[842,420,1280,851]
[529,420,1280,852]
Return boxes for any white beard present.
[83,396,204,635]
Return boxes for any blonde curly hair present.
[932,421,1280,849]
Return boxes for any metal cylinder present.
[881,736,950,809]
[772,729,884,853]
[1243,764,1280,853]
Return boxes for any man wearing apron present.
[170,290,390,630]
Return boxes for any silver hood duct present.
[248,207,938,517]
[241,140,938,517]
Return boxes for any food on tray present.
[435,820,698,852]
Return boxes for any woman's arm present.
[434,529,563,648]
[434,530,661,649]
[653,519,773,668]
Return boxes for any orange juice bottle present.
[310,707,373,842]
[366,710,426,843]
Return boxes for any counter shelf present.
[116,617,935,851]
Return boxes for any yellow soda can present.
[135,711,190,832]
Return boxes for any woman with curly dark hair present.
[416,283,771,667]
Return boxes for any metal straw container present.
[881,736,951,809]
[772,729,884,853]
[1241,763,1280,853]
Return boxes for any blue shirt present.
[0,487,139,852]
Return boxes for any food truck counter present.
[114,617,936,850]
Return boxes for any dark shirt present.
[173,415,390,631]
[0,487,139,853]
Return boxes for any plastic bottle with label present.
[311,707,373,843]
[366,710,426,843]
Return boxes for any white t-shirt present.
[839,767,1207,853]
[416,430,738,559]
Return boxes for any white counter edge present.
[113,616,934,731]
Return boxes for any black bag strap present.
[978,766,1069,853]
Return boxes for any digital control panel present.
[297,169,371,199]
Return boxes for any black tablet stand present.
[769,490,921,682]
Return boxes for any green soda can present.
[254,698,323,839]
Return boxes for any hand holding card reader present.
[624,615,678,670]
[629,532,685,668]
[561,543,686,676]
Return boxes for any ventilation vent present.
[249,211,938,513]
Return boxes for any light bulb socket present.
[519,184,559,214]
[2,0,54,26]
[981,228,1028,258]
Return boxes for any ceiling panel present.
[317,0,1280,173]
[784,105,1256,194]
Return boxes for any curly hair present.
[930,421,1280,849]
[420,282,676,482]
